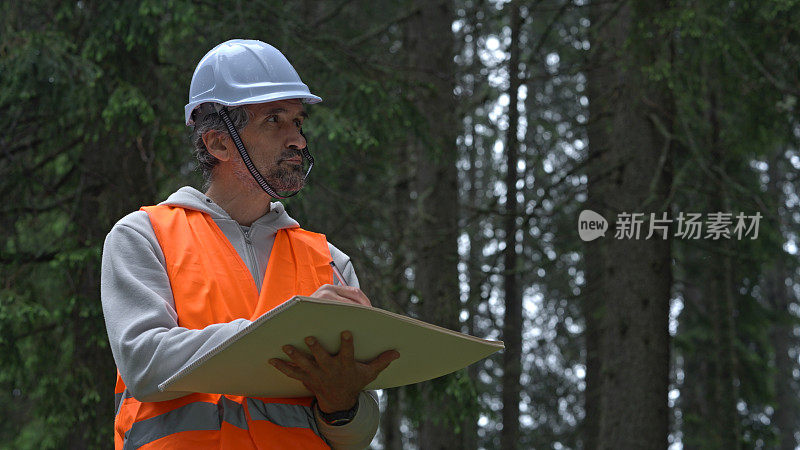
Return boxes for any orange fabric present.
[113,204,333,449]
[115,370,126,395]
[253,224,336,317]
[138,430,226,450]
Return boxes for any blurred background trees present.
[1,0,798,448]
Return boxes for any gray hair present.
[191,103,250,188]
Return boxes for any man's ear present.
[202,129,233,162]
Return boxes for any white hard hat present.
[184,39,322,126]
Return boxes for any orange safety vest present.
[113,204,334,449]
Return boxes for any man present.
[101,39,398,449]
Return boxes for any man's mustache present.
[278,149,302,161]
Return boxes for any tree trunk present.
[677,273,711,450]
[706,86,740,450]
[766,258,795,450]
[406,1,462,448]
[584,0,673,448]
[766,150,796,450]
[460,118,482,450]
[501,2,523,449]
[381,387,405,450]
[381,113,414,450]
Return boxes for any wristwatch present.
[315,398,359,426]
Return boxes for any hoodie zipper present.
[240,226,262,291]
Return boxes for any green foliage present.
[404,369,481,432]
[0,0,428,446]
[660,0,800,447]
[102,84,157,128]
[1,0,798,448]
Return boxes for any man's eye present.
[266,116,278,123]
[294,119,303,128]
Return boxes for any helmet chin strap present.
[216,105,314,199]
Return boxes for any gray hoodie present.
[101,186,378,449]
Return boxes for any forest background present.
[1,0,799,449]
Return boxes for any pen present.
[329,261,349,287]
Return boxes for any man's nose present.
[287,128,307,149]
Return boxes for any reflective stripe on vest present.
[113,205,333,449]
[123,401,221,450]
[247,398,319,431]
[115,389,131,417]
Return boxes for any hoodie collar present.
[159,186,300,230]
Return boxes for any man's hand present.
[268,331,399,413]
[310,284,372,307]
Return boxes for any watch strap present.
[314,397,359,426]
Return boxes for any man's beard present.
[234,148,305,194]
[265,161,305,192]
